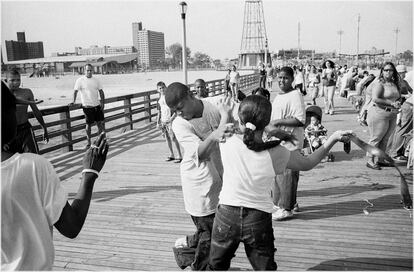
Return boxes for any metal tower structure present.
[238,0,269,69]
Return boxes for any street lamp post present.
[394,27,400,60]
[337,29,344,59]
[356,14,360,62]
[179,2,188,85]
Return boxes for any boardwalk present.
[49,93,413,271]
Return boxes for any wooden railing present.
[29,73,260,154]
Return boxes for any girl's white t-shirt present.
[219,135,290,213]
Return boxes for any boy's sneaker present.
[172,246,195,270]
[272,205,281,213]
[272,209,293,221]
[175,237,188,248]
[293,203,300,212]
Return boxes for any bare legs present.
[86,121,106,148]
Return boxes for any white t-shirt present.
[271,90,305,149]
[171,101,223,217]
[74,76,103,107]
[294,71,304,85]
[229,71,239,84]
[158,94,171,122]
[1,153,67,271]
[219,135,290,213]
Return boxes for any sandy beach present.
[18,70,253,108]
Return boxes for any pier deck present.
[50,95,413,271]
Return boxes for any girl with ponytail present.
[208,94,353,270]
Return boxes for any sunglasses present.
[383,69,394,72]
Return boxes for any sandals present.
[166,157,182,163]
[377,161,393,167]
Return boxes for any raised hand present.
[266,127,297,144]
[83,132,109,173]
[212,123,235,143]
[218,95,234,117]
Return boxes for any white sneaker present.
[272,205,281,213]
[174,237,188,248]
[272,209,293,221]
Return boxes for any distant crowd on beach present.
[1,59,412,270]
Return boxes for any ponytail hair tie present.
[245,122,256,131]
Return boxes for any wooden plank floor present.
[49,95,413,271]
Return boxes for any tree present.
[165,43,191,69]
[193,52,212,68]
[213,59,223,69]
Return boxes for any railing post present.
[144,94,151,123]
[124,97,133,130]
[60,106,73,152]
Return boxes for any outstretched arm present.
[269,118,304,128]
[287,130,352,171]
[54,133,108,238]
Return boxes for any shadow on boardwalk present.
[309,257,413,270]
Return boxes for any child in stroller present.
[304,105,335,161]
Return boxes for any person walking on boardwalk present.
[321,60,337,115]
[207,95,352,270]
[1,84,109,270]
[266,63,275,90]
[258,63,267,89]
[366,62,402,170]
[69,63,105,149]
[156,81,182,163]
[165,82,233,270]
[229,65,240,102]
[5,69,49,154]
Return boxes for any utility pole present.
[394,27,400,58]
[356,14,360,61]
[337,29,344,57]
[297,22,300,61]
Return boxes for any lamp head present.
[179,2,187,16]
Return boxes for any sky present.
[1,0,413,61]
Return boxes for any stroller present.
[303,105,335,162]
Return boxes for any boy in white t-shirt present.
[69,63,105,149]
[1,84,109,270]
[164,82,233,270]
[270,66,306,221]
